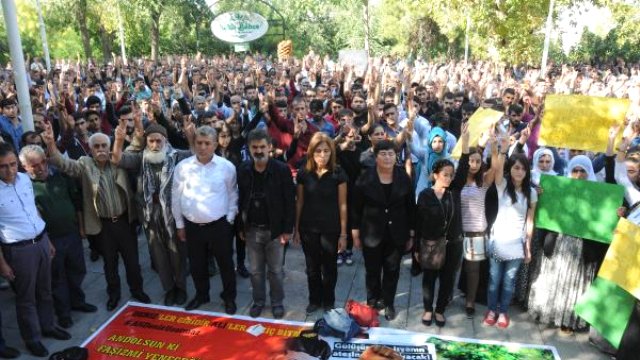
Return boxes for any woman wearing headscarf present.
[415,126,449,200]
[531,148,558,187]
[527,155,601,332]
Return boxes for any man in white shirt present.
[172,126,239,313]
[0,143,70,357]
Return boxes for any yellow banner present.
[598,218,640,300]
[538,95,630,153]
[451,108,503,159]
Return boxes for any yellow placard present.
[451,108,503,159]
[538,94,630,153]
[598,218,640,300]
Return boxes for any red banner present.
[82,303,310,360]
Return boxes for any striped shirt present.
[96,165,126,218]
[461,184,488,233]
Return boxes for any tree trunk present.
[99,25,115,63]
[76,0,92,59]
[150,7,161,63]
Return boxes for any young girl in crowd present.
[484,141,537,329]
[415,126,449,199]
[457,126,497,317]
[416,158,462,327]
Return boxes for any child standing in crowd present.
[484,139,537,329]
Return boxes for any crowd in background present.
[0,51,639,358]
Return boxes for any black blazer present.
[237,158,295,237]
[352,166,415,248]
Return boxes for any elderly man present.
[42,118,150,312]
[112,120,194,306]
[0,143,70,357]
[172,126,238,313]
[19,145,97,329]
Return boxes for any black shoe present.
[272,306,285,319]
[435,313,446,327]
[384,306,396,321]
[25,342,48,357]
[185,295,210,311]
[422,313,433,327]
[131,291,151,304]
[236,265,250,278]
[90,249,100,262]
[174,288,187,306]
[465,307,475,319]
[58,316,73,329]
[106,296,120,311]
[305,303,320,315]
[71,302,97,313]
[164,289,176,306]
[224,300,237,315]
[0,345,20,359]
[42,327,71,340]
[249,304,263,318]
[374,299,385,310]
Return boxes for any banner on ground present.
[82,303,561,360]
[538,94,630,153]
[575,277,636,348]
[598,218,640,300]
[535,174,625,243]
[450,107,503,159]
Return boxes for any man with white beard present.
[112,121,194,306]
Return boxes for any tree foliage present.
[1,0,639,64]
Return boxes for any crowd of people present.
[0,51,639,358]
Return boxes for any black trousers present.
[362,231,403,307]
[50,232,87,319]
[234,221,246,267]
[185,218,236,302]
[300,231,339,307]
[421,240,463,313]
[98,215,144,298]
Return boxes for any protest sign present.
[598,218,640,300]
[451,107,503,159]
[338,50,368,73]
[575,277,636,348]
[538,94,630,153]
[82,303,309,359]
[535,174,625,243]
[83,303,562,359]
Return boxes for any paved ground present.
[0,235,613,359]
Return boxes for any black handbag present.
[420,236,448,270]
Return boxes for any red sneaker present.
[483,311,497,326]
[497,313,510,328]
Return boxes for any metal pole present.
[35,0,51,72]
[541,0,555,77]
[363,0,370,58]
[464,11,470,65]
[116,0,127,66]
[1,0,34,131]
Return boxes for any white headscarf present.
[567,155,597,182]
[531,147,557,185]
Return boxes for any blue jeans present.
[487,257,522,313]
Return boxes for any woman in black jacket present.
[416,156,464,328]
[352,140,415,321]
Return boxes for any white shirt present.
[0,172,46,243]
[491,179,537,242]
[171,154,238,229]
